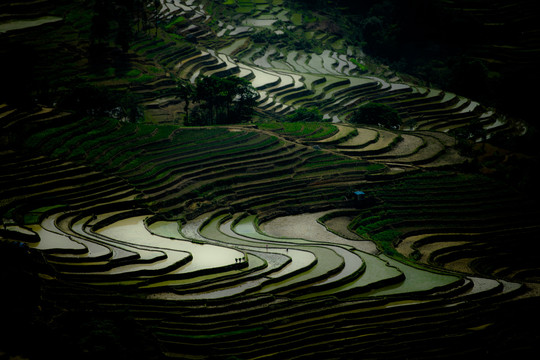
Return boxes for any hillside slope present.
[1,1,539,359]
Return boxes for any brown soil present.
[261,210,378,254]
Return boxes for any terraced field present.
[1,0,539,359]
[123,0,521,144]
[2,102,540,358]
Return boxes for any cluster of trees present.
[282,103,400,128]
[287,0,468,97]
[347,1,499,107]
[0,0,163,107]
[60,83,142,122]
[90,0,162,52]
[289,0,539,125]
[176,75,258,125]
[349,102,401,129]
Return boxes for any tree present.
[175,79,195,123]
[223,76,258,123]
[116,91,143,123]
[89,0,148,53]
[59,83,142,122]
[148,0,161,36]
[193,75,221,123]
[115,7,133,52]
[188,75,258,125]
[349,102,401,129]
[90,0,110,46]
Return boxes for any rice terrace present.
[1,0,540,359]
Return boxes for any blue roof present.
[354,191,365,196]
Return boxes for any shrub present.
[125,69,141,78]
[285,107,325,122]
[165,16,185,29]
[350,58,367,72]
[252,29,276,43]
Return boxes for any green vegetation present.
[165,16,186,29]
[1,0,539,359]
[350,58,367,72]
[125,69,141,78]
[347,171,540,267]
[285,107,324,122]
[294,0,539,124]
[178,75,258,125]
[59,83,143,122]
[349,102,401,129]
[258,121,336,140]
[290,13,302,26]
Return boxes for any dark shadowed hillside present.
[1,1,540,359]
[303,0,540,125]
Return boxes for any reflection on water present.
[98,216,243,271]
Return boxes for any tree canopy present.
[180,75,258,126]
[349,102,401,129]
[60,83,142,122]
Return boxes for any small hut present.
[353,190,365,201]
